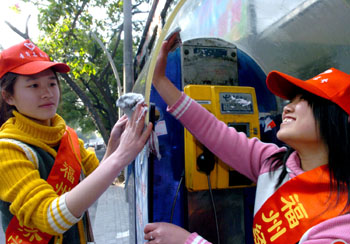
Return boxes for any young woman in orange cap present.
[143,33,350,244]
[0,40,153,244]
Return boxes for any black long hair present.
[269,89,350,207]
[0,71,61,127]
[0,73,18,126]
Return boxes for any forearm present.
[66,104,151,218]
[101,146,113,162]
[168,93,279,181]
[153,77,182,107]
[65,150,126,217]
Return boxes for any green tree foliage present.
[21,0,150,142]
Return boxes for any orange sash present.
[253,165,349,244]
[6,127,81,244]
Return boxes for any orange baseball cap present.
[0,39,70,79]
[266,68,350,115]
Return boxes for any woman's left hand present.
[103,114,128,160]
[112,102,153,167]
[144,222,191,244]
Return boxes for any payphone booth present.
[140,37,275,244]
[131,37,278,243]
[180,38,264,243]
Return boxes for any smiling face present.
[277,94,321,148]
[4,69,60,126]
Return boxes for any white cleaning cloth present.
[116,93,161,160]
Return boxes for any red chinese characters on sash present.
[253,165,349,244]
[6,127,81,244]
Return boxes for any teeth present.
[283,118,293,123]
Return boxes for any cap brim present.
[266,71,328,100]
[11,61,70,75]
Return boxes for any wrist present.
[185,232,206,244]
[112,147,132,169]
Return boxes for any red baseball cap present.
[266,68,350,115]
[0,39,70,79]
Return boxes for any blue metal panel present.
[149,47,186,227]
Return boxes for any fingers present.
[111,114,128,136]
[159,40,174,58]
[144,223,158,233]
[125,102,152,144]
[164,29,181,53]
[159,36,177,59]
[144,223,157,242]
[142,122,153,141]
[160,40,170,56]
[144,226,157,242]
[113,115,128,132]
[125,103,144,133]
[130,102,146,125]
[144,232,154,242]
[117,114,128,124]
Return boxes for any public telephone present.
[184,85,260,191]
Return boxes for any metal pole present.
[123,0,134,93]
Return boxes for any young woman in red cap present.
[0,40,153,244]
[143,33,350,244]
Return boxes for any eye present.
[49,77,58,86]
[29,83,39,88]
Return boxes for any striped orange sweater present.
[0,111,99,235]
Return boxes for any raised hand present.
[152,30,182,107]
[153,30,181,85]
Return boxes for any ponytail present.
[0,73,18,126]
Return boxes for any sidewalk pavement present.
[92,148,131,244]
[0,216,4,243]
[92,183,130,244]
[0,184,130,244]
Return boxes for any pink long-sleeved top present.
[167,93,350,244]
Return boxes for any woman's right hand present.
[144,222,191,244]
[152,30,182,107]
[153,30,181,86]
[112,102,152,168]
[103,114,128,160]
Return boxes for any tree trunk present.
[61,73,109,144]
